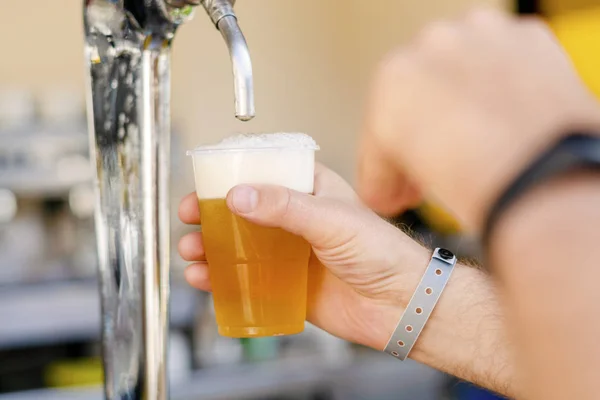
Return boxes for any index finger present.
[357,51,425,216]
[357,138,420,216]
[313,162,359,202]
[178,192,201,225]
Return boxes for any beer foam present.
[190,133,318,199]
[194,132,318,151]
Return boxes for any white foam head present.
[189,133,319,199]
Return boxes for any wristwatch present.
[482,133,600,249]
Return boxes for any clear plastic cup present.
[188,133,318,337]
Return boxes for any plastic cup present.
[188,133,318,337]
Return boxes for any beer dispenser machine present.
[83,0,254,398]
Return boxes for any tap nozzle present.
[202,0,255,121]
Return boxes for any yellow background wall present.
[545,4,600,101]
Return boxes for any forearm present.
[491,172,600,400]
[410,263,516,397]
[372,248,517,397]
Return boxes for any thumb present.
[226,184,358,248]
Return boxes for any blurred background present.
[0,0,597,399]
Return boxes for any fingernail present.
[231,185,258,214]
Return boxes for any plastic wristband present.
[384,248,457,361]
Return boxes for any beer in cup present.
[188,133,318,337]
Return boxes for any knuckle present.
[465,6,507,27]
[379,43,419,75]
[371,50,414,103]
[177,238,185,256]
[520,16,550,34]
[366,52,408,133]
[417,21,460,52]
[365,53,417,145]
[279,187,295,222]
[263,186,296,225]
[375,50,408,85]
[518,17,556,48]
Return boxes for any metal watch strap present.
[384,248,457,361]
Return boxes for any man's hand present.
[179,164,515,397]
[358,8,600,230]
[358,8,600,400]
[179,163,430,350]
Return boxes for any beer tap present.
[83,0,254,399]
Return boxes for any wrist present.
[490,170,600,276]
[360,239,431,350]
[359,234,517,397]
[369,255,517,397]
[487,171,600,400]
[463,115,600,232]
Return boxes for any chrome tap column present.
[83,1,254,398]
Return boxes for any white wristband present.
[384,248,457,361]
